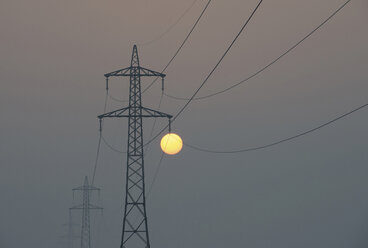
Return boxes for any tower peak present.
[131,45,140,67]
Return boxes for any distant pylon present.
[98,45,172,248]
[70,176,103,248]
[60,210,79,248]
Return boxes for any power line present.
[164,0,352,101]
[145,92,165,155]
[100,0,353,156]
[138,0,199,46]
[184,102,368,153]
[107,91,126,103]
[144,0,265,148]
[143,94,166,197]
[172,0,264,122]
[106,0,212,104]
[131,0,214,196]
[141,0,213,94]
[133,3,264,201]
[91,134,103,186]
[101,134,126,154]
[145,115,178,198]
[91,91,108,186]
[146,152,165,198]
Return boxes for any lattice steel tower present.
[98,45,172,248]
[60,211,79,248]
[70,176,103,248]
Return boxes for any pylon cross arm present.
[104,67,131,77]
[98,106,172,119]
[140,106,172,118]
[72,185,101,191]
[104,66,165,78]
[70,205,84,210]
[138,66,165,78]
[69,205,103,210]
[88,204,103,210]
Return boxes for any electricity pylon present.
[61,211,79,248]
[70,176,103,248]
[98,45,172,248]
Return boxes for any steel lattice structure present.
[60,211,79,248]
[98,45,172,248]
[70,176,103,248]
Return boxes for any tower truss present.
[70,176,103,248]
[98,45,172,248]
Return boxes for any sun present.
[160,133,183,155]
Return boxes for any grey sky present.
[1,0,368,247]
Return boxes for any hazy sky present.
[1,0,368,247]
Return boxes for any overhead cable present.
[138,0,199,46]
[141,0,213,94]
[91,91,109,186]
[107,0,212,103]
[185,102,368,153]
[101,134,126,154]
[164,0,352,101]
[144,0,265,148]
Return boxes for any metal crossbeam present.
[98,106,172,119]
[104,66,166,78]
